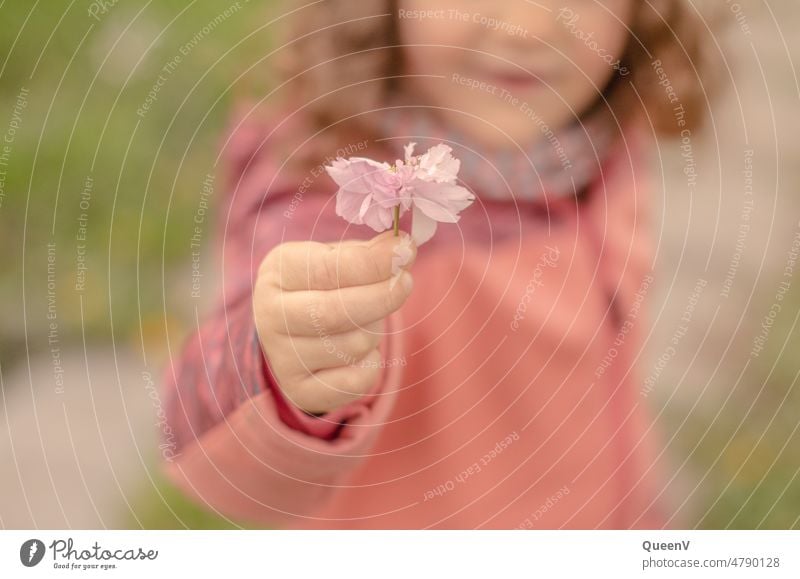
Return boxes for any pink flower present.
[324,143,475,245]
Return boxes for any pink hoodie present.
[160,104,668,529]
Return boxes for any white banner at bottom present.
[1,530,797,578]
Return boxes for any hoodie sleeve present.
[159,104,402,527]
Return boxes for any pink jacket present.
[160,104,668,529]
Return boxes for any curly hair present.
[254,0,711,173]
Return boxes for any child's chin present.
[460,120,540,150]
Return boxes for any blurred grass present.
[0,0,273,528]
[0,0,272,361]
[125,465,259,530]
[661,284,800,529]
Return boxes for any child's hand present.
[254,231,416,414]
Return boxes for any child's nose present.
[469,1,561,47]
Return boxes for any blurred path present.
[0,347,160,528]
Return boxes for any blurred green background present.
[0,0,798,529]
[0,0,272,358]
[0,0,275,529]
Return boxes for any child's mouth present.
[482,69,545,91]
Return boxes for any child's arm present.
[158,110,408,527]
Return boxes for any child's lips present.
[482,69,547,91]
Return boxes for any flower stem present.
[393,206,400,237]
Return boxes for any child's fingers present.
[289,349,384,413]
[268,321,384,376]
[263,231,416,291]
[273,271,413,336]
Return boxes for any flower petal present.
[327,157,401,230]
[404,142,417,164]
[326,158,395,196]
[410,180,475,223]
[417,144,461,183]
[335,185,368,224]
[362,201,395,232]
[411,204,438,246]
[357,194,373,221]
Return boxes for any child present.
[162,0,706,529]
